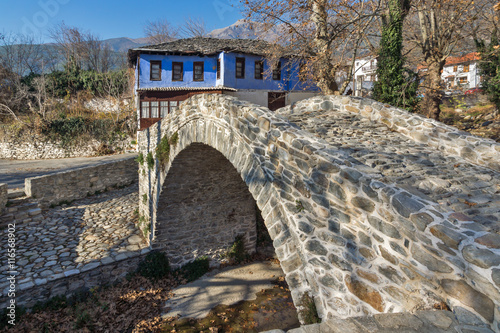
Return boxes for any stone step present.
[7,189,26,199]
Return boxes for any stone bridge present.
[137,94,500,331]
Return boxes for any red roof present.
[445,52,480,66]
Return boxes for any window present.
[142,100,180,119]
[150,61,161,81]
[150,101,159,118]
[160,101,169,118]
[254,60,263,79]
[172,62,183,81]
[463,64,470,73]
[273,61,281,80]
[453,65,458,72]
[217,59,221,79]
[193,62,204,81]
[236,57,245,78]
[141,101,150,118]
[459,77,468,84]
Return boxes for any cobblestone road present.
[0,184,148,295]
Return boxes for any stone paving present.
[284,109,500,233]
[0,183,148,296]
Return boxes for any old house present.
[128,37,319,130]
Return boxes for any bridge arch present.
[138,94,500,329]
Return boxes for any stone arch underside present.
[155,143,257,267]
[137,94,500,329]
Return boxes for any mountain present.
[102,37,150,53]
[207,19,279,41]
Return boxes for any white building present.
[441,52,481,91]
[352,56,377,97]
[350,52,481,96]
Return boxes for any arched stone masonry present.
[155,143,257,266]
[138,94,500,331]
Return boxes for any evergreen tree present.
[476,30,500,111]
[373,0,418,110]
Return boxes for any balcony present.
[362,65,376,73]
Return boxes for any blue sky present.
[1,0,244,42]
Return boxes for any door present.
[268,92,286,111]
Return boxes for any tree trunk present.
[310,0,339,94]
[423,60,445,120]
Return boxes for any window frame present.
[453,65,458,72]
[217,59,221,80]
[236,57,245,79]
[273,61,282,81]
[150,61,162,81]
[193,61,204,81]
[172,62,184,81]
[254,60,264,80]
[463,64,470,73]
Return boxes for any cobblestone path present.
[285,109,500,233]
[0,184,148,295]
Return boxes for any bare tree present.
[406,0,477,120]
[179,17,210,38]
[0,33,48,121]
[144,19,178,44]
[49,22,114,72]
[242,0,381,95]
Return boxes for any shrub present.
[137,251,171,280]
[169,132,179,145]
[156,135,171,166]
[136,152,144,164]
[146,152,155,170]
[226,235,249,263]
[176,256,210,282]
[299,293,321,325]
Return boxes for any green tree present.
[373,0,418,110]
[476,34,500,110]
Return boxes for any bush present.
[226,235,249,263]
[299,293,321,325]
[137,251,171,280]
[156,135,171,166]
[146,152,155,170]
[176,256,210,282]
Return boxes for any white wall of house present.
[353,57,377,96]
[441,62,481,90]
[287,91,320,105]
[224,90,319,109]
[225,90,269,108]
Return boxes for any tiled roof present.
[137,86,237,92]
[128,37,284,65]
[445,52,480,66]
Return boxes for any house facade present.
[128,38,319,130]
[441,52,481,91]
[350,52,482,97]
[352,56,377,97]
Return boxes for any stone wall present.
[0,252,146,310]
[0,134,133,160]
[139,94,500,331]
[277,96,500,172]
[25,157,138,208]
[0,183,7,214]
[154,143,257,268]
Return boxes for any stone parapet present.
[277,96,500,172]
[25,156,138,208]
